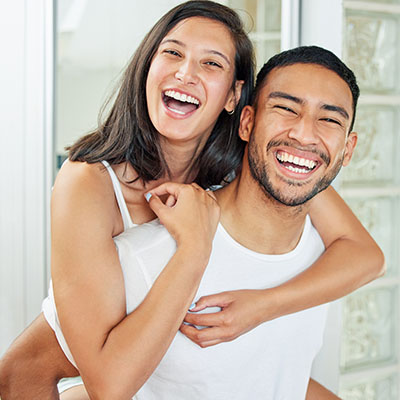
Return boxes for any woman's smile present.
[146,17,237,144]
[162,89,201,117]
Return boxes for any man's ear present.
[224,80,244,113]
[238,105,255,143]
[342,131,358,166]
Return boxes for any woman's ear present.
[224,80,244,114]
[238,105,255,143]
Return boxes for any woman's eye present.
[205,61,222,68]
[164,49,181,57]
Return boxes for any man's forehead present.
[259,63,353,110]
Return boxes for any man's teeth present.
[285,165,311,174]
[164,90,199,105]
[276,151,317,173]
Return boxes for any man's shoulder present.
[303,215,325,252]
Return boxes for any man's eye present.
[321,118,341,126]
[274,105,296,114]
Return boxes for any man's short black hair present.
[253,46,360,132]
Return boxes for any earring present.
[227,109,235,115]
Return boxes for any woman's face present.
[146,17,240,149]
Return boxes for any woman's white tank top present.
[42,160,135,366]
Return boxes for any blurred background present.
[1,0,399,398]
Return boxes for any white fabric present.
[101,160,135,230]
[42,160,136,391]
[115,216,328,400]
[46,214,327,399]
[57,377,85,393]
[43,160,328,398]
[42,283,77,367]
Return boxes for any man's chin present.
[264,182,329,207]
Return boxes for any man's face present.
[240,63,357,206]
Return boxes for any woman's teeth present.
[164,90,199,105]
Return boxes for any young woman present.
[0,1,384,399]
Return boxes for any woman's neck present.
[160,137,206,183]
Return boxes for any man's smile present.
[275,150,318,174]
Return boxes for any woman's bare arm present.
[51,163,219,400]
[282,185,384,305]
[265,185,385,315]
[181,185,384,347]
[306,378,341,399]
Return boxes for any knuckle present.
[225,328,237,341]
[192,331,201,342]
[221,314,233,327]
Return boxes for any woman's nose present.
[175,59,199,85]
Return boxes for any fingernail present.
[144,193,152,202]
[189,303,196,310]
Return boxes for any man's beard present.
[248,138,344,207]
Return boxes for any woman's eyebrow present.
[160,39,231,65]
[160,38,184,47]
[207,50,231,65]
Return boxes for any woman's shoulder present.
[54,160,113,195]
[58,159,107,182]
[52,161,118,221]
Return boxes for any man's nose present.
[287,115,319,146]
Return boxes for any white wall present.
[300,0,343,56]
[55,0,183,155]
[0,0,53,355]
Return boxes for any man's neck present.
[215,169,311,255]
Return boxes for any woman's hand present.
[180,289,273,348]
[146,182,220,252]
[51,168,219,399]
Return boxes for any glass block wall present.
[339,1,400,398]
[227,0,282,70]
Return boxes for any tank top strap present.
[101,160,135,230]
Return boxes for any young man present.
[1,46,361,399]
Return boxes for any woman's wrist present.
[177,230,213,252]
[257,287,284,323]
[176,241,212,266]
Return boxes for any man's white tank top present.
[43,161,328,399]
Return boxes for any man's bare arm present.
[0,313,78,400]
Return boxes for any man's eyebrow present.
[268,91,304,104]
[268,91,351,120]
[160,39,231,65]
[321,104,350,120]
